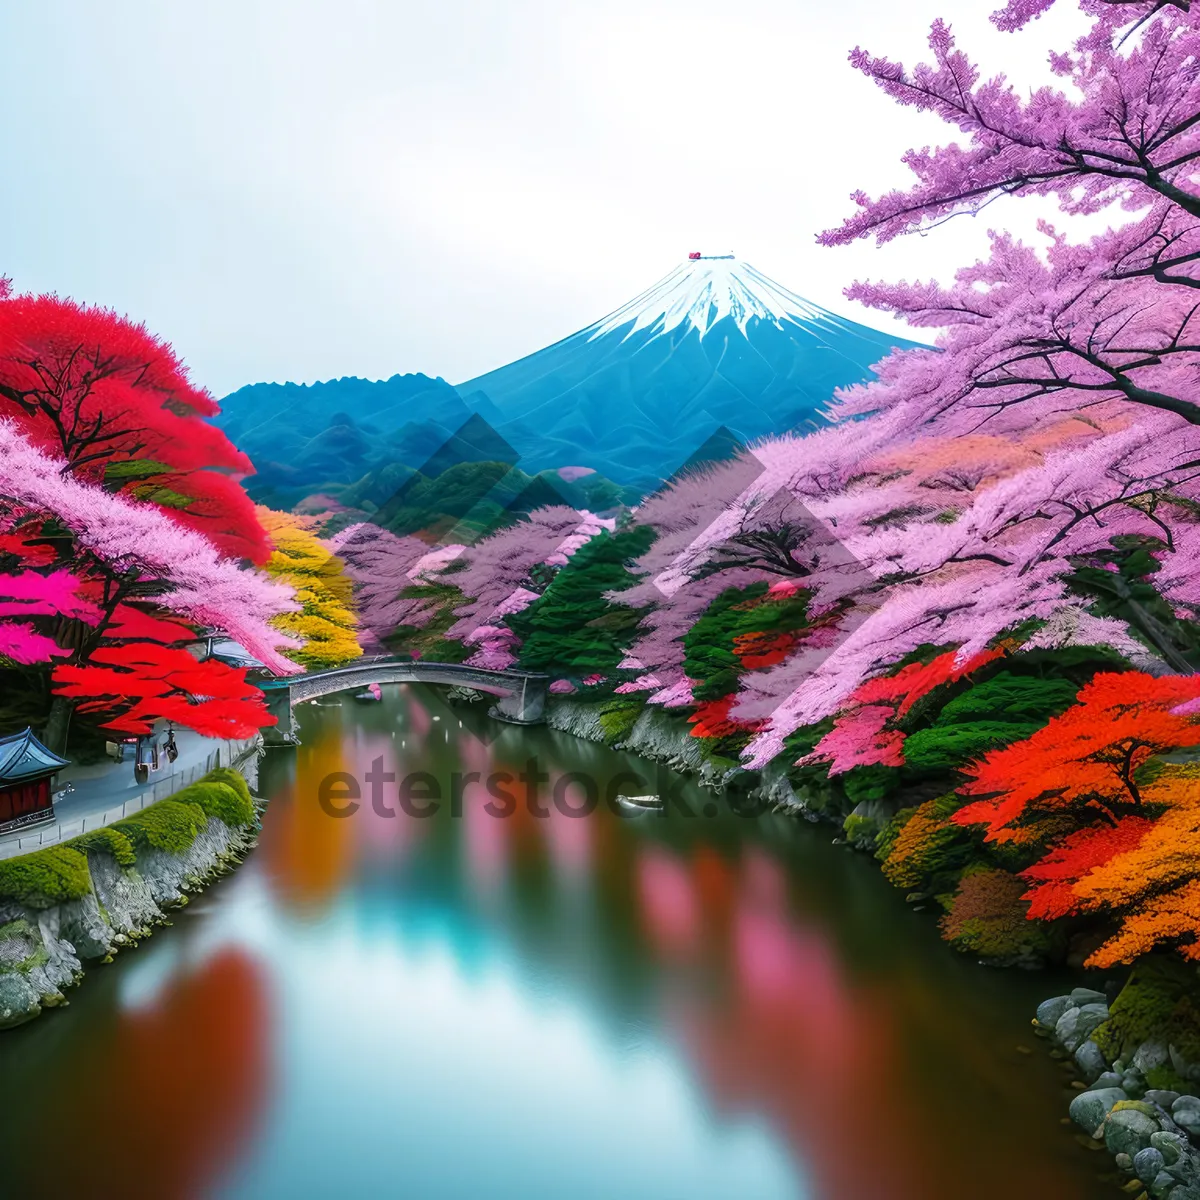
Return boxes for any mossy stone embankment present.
[0,764,261,1031]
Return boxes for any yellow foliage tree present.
[256,507,362,670]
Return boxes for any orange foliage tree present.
[1049,767,1200,967]
[954,673,1200,845]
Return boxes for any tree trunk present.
[1105,576,1196,675]
[42,695,73,757]
[1125,595,1196,676]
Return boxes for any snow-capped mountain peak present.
[586,255,832,341]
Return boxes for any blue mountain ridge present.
[216,256,924,494]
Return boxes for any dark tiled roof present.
[0,727,69,783]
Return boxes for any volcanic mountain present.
[218,255,922,497]
[456,254,923,485]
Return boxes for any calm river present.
[0,686,1113,1199]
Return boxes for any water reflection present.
[0,685,1112,1199]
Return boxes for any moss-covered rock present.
[171,778,254,829]
[0,758,261,1034]
[1069,1086,1128,1134]
[1093,960,1200,1071]
[0,917,44,972]
[113,799,208,855]
[1104,1102,1161,1158]
[597,698,644,745]
[202,767,254,812]
[68,826,136,869]
[0,846,92,908]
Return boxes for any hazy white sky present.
[0,1,1087,397]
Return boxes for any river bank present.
[0,745,262,1030]
[1036,968,1200,1200]
[541,692,1200,1196]
[0,683,1121,1197]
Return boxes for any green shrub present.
[68,827,136,869]
[843,765,899,806]
[113,800,207,855]
[934,673,1079,725]
[880,793,976,890]
[203,767,253,808]
[172,777,254,828]
[939,865,1053,962]
[0,846,92,908]
[902,721,1041,772]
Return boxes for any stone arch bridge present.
[257,657,549,746]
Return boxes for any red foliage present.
[689,696,767,740]
[52,643,275,737]
[854,648,1003,717]
[955,672,1200,843]
[733,630,801,670]
[0,528,56,566]
[1020,817,1156,920]
[0,293,269,562]
[103,602,196,646]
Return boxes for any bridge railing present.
[259,656,549,690]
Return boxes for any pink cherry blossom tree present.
[0,421,299,673]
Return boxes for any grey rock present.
[1136,1040,1173,1074]
[0,971,40,1029]
[57,893,112,959]
[1168,1153,1200,1187]
[1137,1148,1167,1184]
[1151,1169,1179,1198]
[1071,987,1109,1007]
[137,817,239,906]
[1096,1072,1126,1090]
[1176,1110,1200,1139]
[1116,1153,1134,1171]
[32,908,82,994]
[1070,1087,1128,1134]
[89,850,160,933]
[1175,1095,1200,1114]
[1153,1131,1187,1166]
[1058,1004,1109,1052]
[1106,1107,1163,1158]
[621,707,709,773]
[1055,1006,1082,1046]
[1149,1091,1184,1111]
[1037,995,1073,1029]
[1077,1040,1108,1083]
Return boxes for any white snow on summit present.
[586,255,837,341]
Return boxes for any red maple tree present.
[954,673,1200,844]
[52,642,274,737]
[0,291,268,562]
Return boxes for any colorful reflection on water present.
[0,686,1113,1199]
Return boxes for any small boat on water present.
[614,794,663,815]
[352,682,383,703]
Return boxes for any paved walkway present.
[0,726,258,860]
